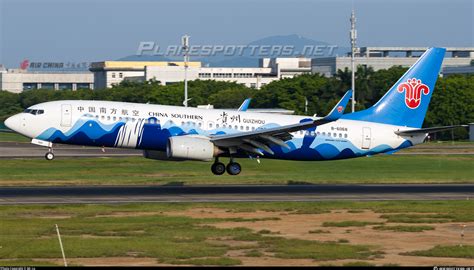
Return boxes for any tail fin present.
[342,47,446,128]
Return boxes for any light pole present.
[182,35,190,107]
[350,10,357,112]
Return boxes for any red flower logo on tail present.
[397,78,430,109]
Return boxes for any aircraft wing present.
[395,125,468,136]
[237,98,252,111]
[210,90,352,155]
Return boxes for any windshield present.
[23,109,44,115]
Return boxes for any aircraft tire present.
[45,152,55,161]
[226,162,241,175]
[211,162,226,175]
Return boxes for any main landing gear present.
[45,148,55,160]
[211,157,241,176]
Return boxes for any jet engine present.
[166,136,222,161]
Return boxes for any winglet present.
[324,90,352,121]
[238,98,252,111]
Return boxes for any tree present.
[425,74,474,139]
[1,70,472,140]
[0,91,23,121]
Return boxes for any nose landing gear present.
[45,148,55,161]
[211,157,241,175]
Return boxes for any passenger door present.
[61,104,72,127]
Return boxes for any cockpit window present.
[23,109,44,115]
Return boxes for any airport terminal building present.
[1,47,472,93]
[0,58,311,92]
[90,57,311,89]
[89,61,202,89]
[0,66,94,93]
[312,47,474,77]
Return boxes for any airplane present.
[4,47,467,175]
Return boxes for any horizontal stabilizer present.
[395,125,468,136]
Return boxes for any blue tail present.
[342,47,446,128]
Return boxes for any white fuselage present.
[5,100,425,161]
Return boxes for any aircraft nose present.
[4,114,21,132]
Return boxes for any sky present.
[0,0,472,67]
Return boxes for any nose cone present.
[4,114,21,133]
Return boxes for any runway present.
[0,142,141,158]
[0,184,473,204]
[1,141,473,159]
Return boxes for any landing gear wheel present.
[45,152,55,161]
[211,162,226,175]
[226,162,241,175]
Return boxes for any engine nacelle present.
[143,150,185,161]
[166,136,221,161]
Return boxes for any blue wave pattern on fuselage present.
[36,117,412,161]
[37,118,125,147]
